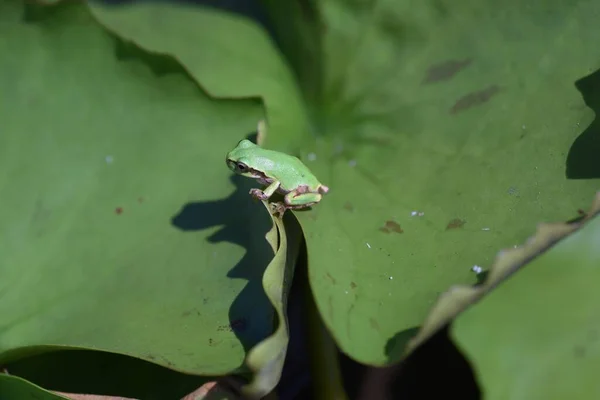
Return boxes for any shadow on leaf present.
[171,132,275,355]
[91,0,273,36]
[348,326,480,400]
[566,68,600,179]
[384,327,421,363]
[6,350,211,400]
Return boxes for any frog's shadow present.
[566,68,600,179]
[171,133,276,356]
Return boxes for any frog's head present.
[226,139,262,178]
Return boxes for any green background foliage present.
[1,0,599,397]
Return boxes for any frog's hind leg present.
[284,190,322,209]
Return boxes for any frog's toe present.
[319,185,329,194]
[249,188,267,200]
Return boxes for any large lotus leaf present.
[261,0,600,364]
[87,0,311,152]
[451,201,600,399]
[60,0,600,368]
[0,0,275,375]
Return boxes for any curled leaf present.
[452,192,600,398]
[241,202,303,398]
[406,192,600,354]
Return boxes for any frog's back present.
[256,148,322,191]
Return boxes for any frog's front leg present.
[250,180,280,201]
[283,189,322,209]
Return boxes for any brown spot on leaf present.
[138,197,144,203]
[180,308,201,317]
[380,220,403,234]
[115,207,123,215]
[446,218,466,230]
[326,272,337,284]
[344,201,354,212]
[350,282,357,289]
[451,85,500,114]
[369,317,380,332]
[574,345,586,358]
[146,354,156,360]
[217,319,248,333]
[423,58,472,84]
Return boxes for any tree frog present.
[226,132,329,215]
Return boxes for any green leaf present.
[87,0,311,151]
[0,0,273,375]
[451,195,600,399]
[263,0,600,364]
[242,205,302,398]
[0,374,67,400]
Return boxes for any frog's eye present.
[236,162,249,173]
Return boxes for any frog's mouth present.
[242,167,267,179]
[226,159,237,173]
